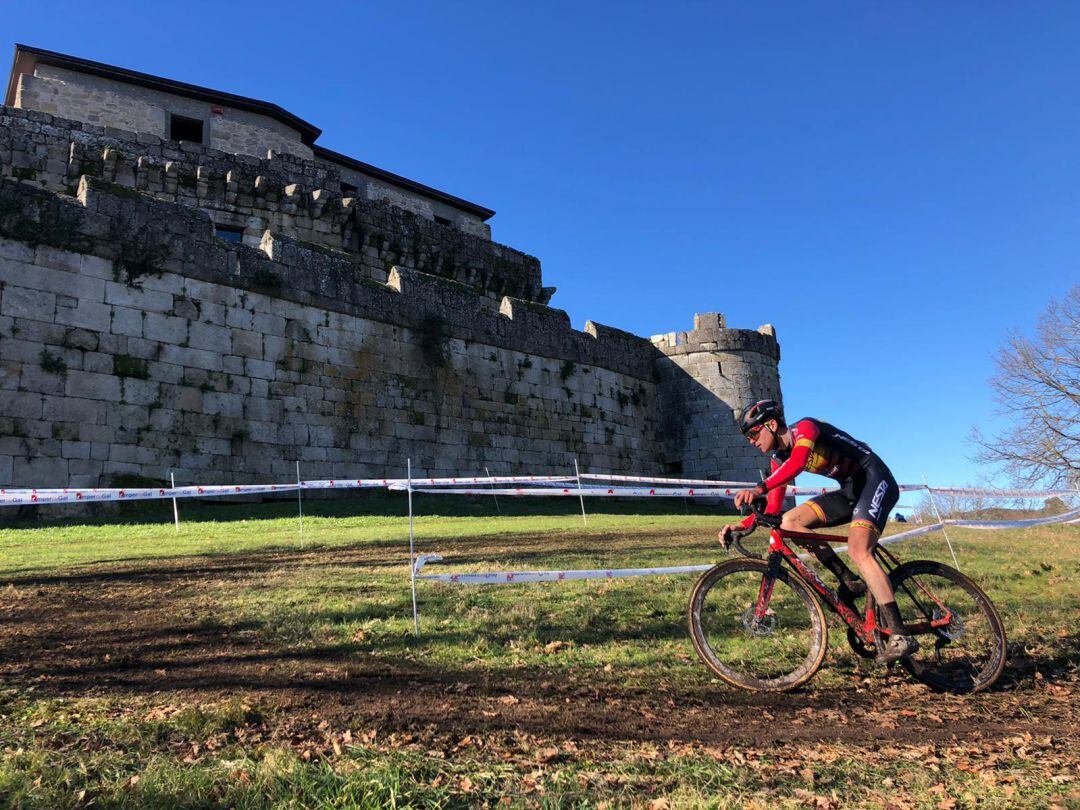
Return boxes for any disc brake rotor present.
[934,607,965,641]
[742,607,777,637]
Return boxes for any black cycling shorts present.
[803,459,899,536]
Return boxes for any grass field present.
[0,494,1077,808]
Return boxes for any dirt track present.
[1,549,1077,754]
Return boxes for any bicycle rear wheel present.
[888,560,1007,693]
[688,558,828,692]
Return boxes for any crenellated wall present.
[0,176,668,486]
[0,107,540,303]
[0,111,783,490]
[652,313,782,481]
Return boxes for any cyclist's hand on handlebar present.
[719,525,736,549]
[733,486,766,511]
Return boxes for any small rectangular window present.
[169,114,204,144]
[341,182,358,195]
[433,214,452,226]
[215,225,244,244]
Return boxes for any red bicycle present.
[688,500,1007,693]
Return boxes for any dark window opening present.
[664,461,683,475]
[341,182,358,196]
[169,114,204,144]
[215,225,244,244]
[433,214,452,226]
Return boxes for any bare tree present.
[971,285,1080,489]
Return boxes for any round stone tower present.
[651,313,782,482]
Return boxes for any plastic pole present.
[574,458,588,526]
[297,460,305,550]
[170,472,180,534]
[924,476,960,571]
[485,466,501,515]
[408,458,419,635]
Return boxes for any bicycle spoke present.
[889,562,1006,693]
[690,560,826,690]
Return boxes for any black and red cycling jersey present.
[738,417,881,528]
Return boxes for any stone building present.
[0,44,782,488]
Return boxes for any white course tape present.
[417,561,714,584]
[412,503,1080,587]
[580,473,758,487]
[0,483,299,507]
[385,475,574,491]
[0,475,576,507]
[928,487,1079,499]
[411,486,745,498]
[945,506,1080,529]
[413,484,863,497]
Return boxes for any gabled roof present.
[6,44,496,220]
[313,145,495,221]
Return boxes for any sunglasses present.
[746,425,767,442]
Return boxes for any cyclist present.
[719,399,919,662]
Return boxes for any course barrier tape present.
[413,505,1080,585]
[923,487,1080,499]
[0,475,575,506]
[0,483,300,506]
[413,484,910,498]
[413,552,713,583]
[1,469,1074,508]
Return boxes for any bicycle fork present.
[751,551,784,623]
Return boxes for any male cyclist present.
[719,399,918,662]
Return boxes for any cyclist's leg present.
[844,465,915,658]
[845,464,899,602]
[786,493,864,593]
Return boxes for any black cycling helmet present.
[738,399,785,436]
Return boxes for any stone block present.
[158,344,222,371]
[13,455,67,488]
[106,306,143,339]
[62,440,91,459]
[144,312,188,344]
[79,254,114,280]
[82,352,113,374]
[187,321,230,351]
[54,300,112,332]
[0,389,43,419]
[120,378,160,406]
[44,395,105,424]
[1,285,55,321]
[0,238,35,264]
[104,281,174,313]
[19,364,66,395]
[65,369,121,401]
[34,244,82,274]
[244,358,276,380]
[231,329,263,358]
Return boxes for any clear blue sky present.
[8,2,1078,491]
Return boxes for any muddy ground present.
[1,547,1076,761]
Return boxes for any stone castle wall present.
[0,176,670,486]
[652,314,781,481]
[0,108,782,490]
[0,107,532,303]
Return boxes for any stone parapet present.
[652,313,782,480]
[0,168,783,490]
[0,106,541,302]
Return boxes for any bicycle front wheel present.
[889,560,1007,694]
[688,558,828,692]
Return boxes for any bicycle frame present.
[754,525,884,647]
